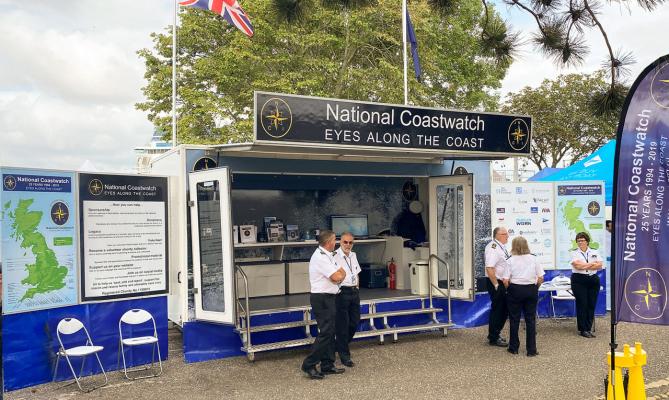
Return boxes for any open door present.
[429,174,475,300]
[188,168,236,324]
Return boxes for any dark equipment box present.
[359,264,387,289]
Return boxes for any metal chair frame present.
[117,309,163,380]
[52,317,108,393]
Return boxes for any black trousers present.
[302,293,337,370]
[487,279,508,342]
[507,283,539,354]
[571,273,600,332]
[335,287,361,362]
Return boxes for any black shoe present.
[507,348,519,355]
[489,338,508,347]
[301,366,324,379]
[527,352,539,357]
[579,331,595,338]
[341,359,355,367]
[587,331,596,338]
[321,366,345,374]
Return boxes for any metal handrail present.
[235,265,251,349]
[428,254,452,324]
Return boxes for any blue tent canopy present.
[533,139,615,206]
[527,167,561,181]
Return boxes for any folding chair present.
[117,309,163,380]
[53,317,108,392]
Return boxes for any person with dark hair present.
[503,236,544,357]
[484,226,510,347]
[301,230,347,379]
[570,232,604,338]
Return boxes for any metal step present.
[353,322,454,338]
[236,307,443,334]
[242,337,315,353]
[241,322,454,355]
[235,319,316,334]
[361,307,443,320]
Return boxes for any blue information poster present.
[1,168,77,313]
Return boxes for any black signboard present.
[79,173,169,301]
[254,92,531,155]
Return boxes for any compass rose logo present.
[507,118,530,151]
[587,201,601,216]
[3,175,17,191]
[89,179,103,196]
[260,97,292,138]
[624,267,667,320]
[50,201,70,225]
[651,61,669,109]
[558,186,567,195]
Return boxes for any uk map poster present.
[555,181,606,269]
[1,168,77,314]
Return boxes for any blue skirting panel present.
[2,296,168,392]
[183,270,607,364]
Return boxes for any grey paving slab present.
[6,315,669,400]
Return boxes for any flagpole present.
[172,0,178,147]
[402,0,408,105]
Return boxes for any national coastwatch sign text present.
[254,92,532,155]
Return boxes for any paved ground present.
[6,316,669,400]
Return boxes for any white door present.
[188,168,236,324]
[429,174,475,300]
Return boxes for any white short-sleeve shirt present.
[571,247,603,275]
[335,248,361,287]
[484,240,510,280]
[309,246,341,294]
[503,254,545,285]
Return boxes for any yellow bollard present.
[626,342,647,400]
[607,344,632,400]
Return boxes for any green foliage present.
[501,72,625,169]
[136,0,510,144]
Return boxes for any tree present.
[479,0,665,115]
[501,72,622,169]
[137,0,511,144]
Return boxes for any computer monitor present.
[330,214,369,238]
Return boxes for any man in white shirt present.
[334,232,361,368]
[301,230,347,379]
[484,227,510,347]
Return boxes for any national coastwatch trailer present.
[148,91,532,362]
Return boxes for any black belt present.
[312,292,337,297]
[339,286,359,291]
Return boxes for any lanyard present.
[494,240,510,259]
[580,250,589,262]
[342,253,356,284]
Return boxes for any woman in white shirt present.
[570,232,603,338]
[502,236,545,356]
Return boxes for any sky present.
[1,0,668,172]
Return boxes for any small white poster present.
[491,182,555,270]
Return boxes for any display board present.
[79,173,168,301]
[1,168,77,313]
[490,180,606,270]
[555,182,606,269]
[491,182,555,269]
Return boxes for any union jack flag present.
[179,0,254,37]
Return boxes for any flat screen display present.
[330,214,369,238]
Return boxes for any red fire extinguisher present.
[388,258,397,289]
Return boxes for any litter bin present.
[410,260,429,295]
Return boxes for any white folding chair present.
[549,275,576,319]
[53,317,108,392]
[117,309,163,380]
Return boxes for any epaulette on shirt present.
[491,243,497,249]
[319,250,326,255]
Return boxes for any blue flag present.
[406,9,422,82]
[613,54,669,325]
